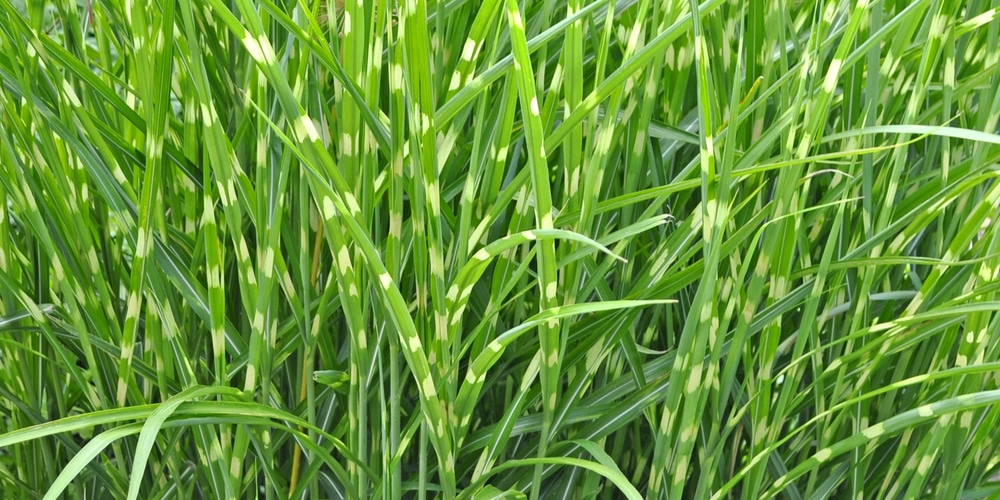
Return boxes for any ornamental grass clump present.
[1,0,1000,498]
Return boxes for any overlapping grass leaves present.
[1,0,1000,498]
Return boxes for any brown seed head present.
[317,0,344,29]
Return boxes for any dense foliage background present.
[1,0,1000,498]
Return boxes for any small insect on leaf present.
[313,370,350,393]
